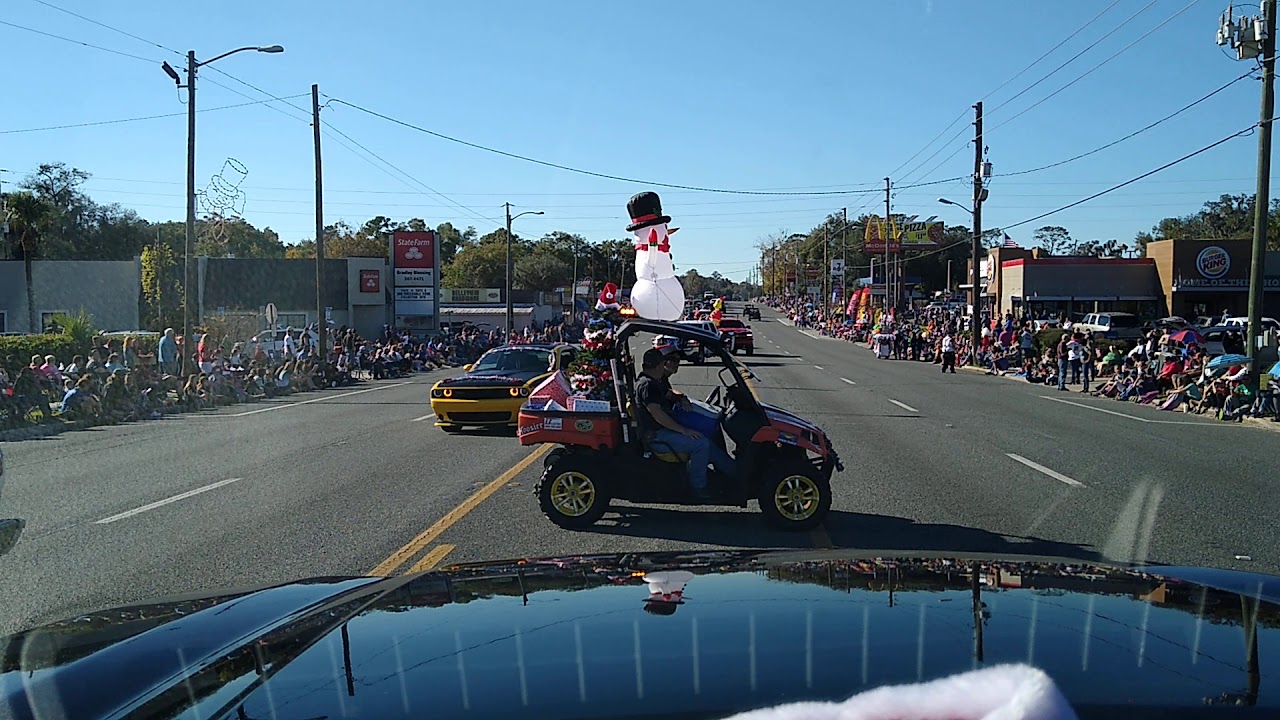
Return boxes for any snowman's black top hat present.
[626,191,671,232]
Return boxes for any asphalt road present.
[2,305,1278,634]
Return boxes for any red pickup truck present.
[716,318,755,355]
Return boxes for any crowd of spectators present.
[0,317,587,432]
[764,294,1279,424]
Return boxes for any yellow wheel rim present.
[774,475,820,521]
[549,472,596,517]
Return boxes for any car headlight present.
[520,387,531,397]
[431,388,443,399]
[443,388,453,398]
[509,387,522,397]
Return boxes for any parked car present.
[1200,325,1248,356]
[1074,311,1144,340]
[247,328,319,358]
[1221,316,1280,332]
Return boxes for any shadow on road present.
[741,361,790,368]
[584,507,1101,562]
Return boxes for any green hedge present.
[0,334,80,370]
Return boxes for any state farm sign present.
[392,230,437,317]
[393,231,435,269]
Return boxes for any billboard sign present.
[392,230,438,320]
[899,220,943,248]
[359,269,380,293]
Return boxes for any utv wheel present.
[537,455,610,529]
[759,460,831,531]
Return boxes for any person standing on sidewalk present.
[1080,333,1094,393]
[1056,334,1069,391]
[941,332,957,374]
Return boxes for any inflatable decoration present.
[596,282,621,312]
[627,191,686,321]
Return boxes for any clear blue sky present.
[1,0,1272,280]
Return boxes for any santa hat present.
[626,191,672,232]
[596,282,621,311]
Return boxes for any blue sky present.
[1,0,1272,280]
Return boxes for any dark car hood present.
[437,369,545,387]
[5,551,1280,719]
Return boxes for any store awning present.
[439,306,534,315]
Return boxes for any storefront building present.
[1145,239,1280,321]
[998,256,1161,320]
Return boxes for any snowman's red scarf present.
[634,227,671,253]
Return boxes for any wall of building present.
[344,257,388,340]
[0,259,141,333]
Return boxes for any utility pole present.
[842,207,848,310]
[1250,1,1276,394]
[971,101,985,365]
[184,50,197,371]
[823,227,830,310]
[312,84,326,360]
[884,178,892,313]
[505,202,514,339]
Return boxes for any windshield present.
[6,3,1280,717]
[470,347,551,373]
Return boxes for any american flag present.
[1001,233,1019,248]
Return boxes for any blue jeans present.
[652,428,736,492]
[1057,359,1068,390]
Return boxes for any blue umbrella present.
[1268,361,1280,378]
[1207,353,1251,370]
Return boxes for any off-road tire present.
[758,460,831,531]
[537,454,610,529]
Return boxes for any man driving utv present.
[636,346,736,500]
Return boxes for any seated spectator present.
[105,353,127,374]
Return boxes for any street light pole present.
[162,44,283,370]
[503,203,544,339]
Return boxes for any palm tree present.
[5,191,50,332]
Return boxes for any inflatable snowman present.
[627,191,686,321]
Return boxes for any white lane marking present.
[783,351,792,355]
[96,478,242,524]
[1039,395,1227,426]
[813,365,824,371]
[1005,454,1085,488]
[410,413,435,423]
[840,377,857,385]
[230,382,412,417]
[887,399,917,413]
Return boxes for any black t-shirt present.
[635,373,673,434]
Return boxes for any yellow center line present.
[408,544,456,573]
[369,444,551,576]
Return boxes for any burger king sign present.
[1196,245,1231,280]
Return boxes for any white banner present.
[395,300,435,316]
[395,267,435,287]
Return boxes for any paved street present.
[2,306,1278,634]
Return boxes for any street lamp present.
[938,197,973,215]
[504,203,544,339]
[161,44,283,370]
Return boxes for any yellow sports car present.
[430,344,577,432]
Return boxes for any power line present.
[995,68,1256,178]
[27,0,184,57]
[982,0,1127,101]
[321,121,500,225]
[984,0,1204,138]
[1002,123,1258,231]
[885,108,969,180]
[985,0,1162,117]
[0,18,159,63]
[327,96,948,196]
[0,94,310,135]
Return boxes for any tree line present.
[2,162,753,329]
[758,192,1280,299]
